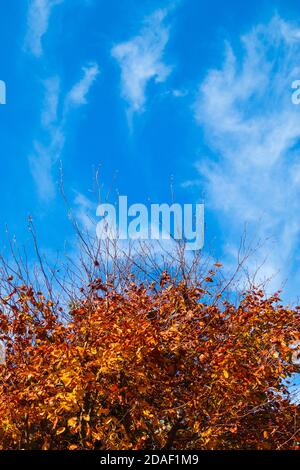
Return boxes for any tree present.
[0,265,299,450]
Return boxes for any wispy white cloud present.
[30,63,100,201]
[171,88,188,98]
[111,8,172,116]
[73,192,96,233]
[30,77,64,200]
[194,16,300,295]
[41,76,60,127]
[65,64,100,108]
[25,0,63,57]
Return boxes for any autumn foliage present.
[0,266,299,450]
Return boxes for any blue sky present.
[1,0,300,300]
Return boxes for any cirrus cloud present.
[194,15,300,295]
[111,8,172,117]
[25,0,64,57]
[30,63,100,202]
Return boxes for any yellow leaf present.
[56,427,66,435]
[263,431,268,439]
[61,373,72,387]
[194,421,200,432]
[68,417,77,428]
[223,370,229,379]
